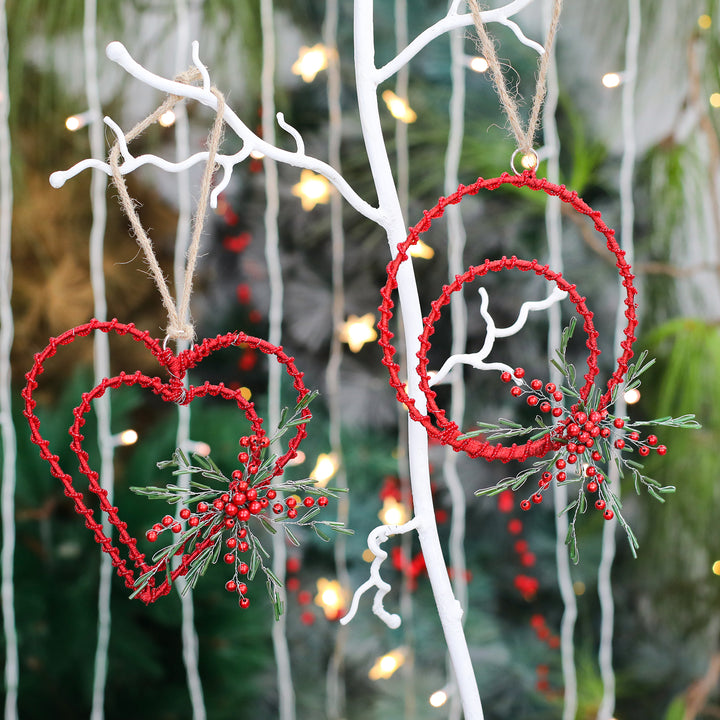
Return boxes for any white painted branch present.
[374,0,542,85]
[50,42,380,224]
[430,286,567,386]
[340,518,421,629]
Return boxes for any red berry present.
[520,499,531,511]
[603,509,614,520]
[576,445,586,454]
[596,474,604,484]
[233,493,246,505]
[146,530,158,542]
[266,489,277,500]
[248,501,262,514]
[647,435,658,446]
[585,438,594,448]
[238,509,250,521]
[318,496,329,507]
[224,518,236,528]
[237,481,249,492]
[553,391,563,402]
[579,432,590,444]
[600,427,611,438]
[531,493,543,504]
[197,502,209,513]
[225,580,237,592]
[239,436,250,447]
[557,472,567,482]
[162,515,173,527]
[225,503,238,517]
[567,442,577,452]
[657,445,667,455]
[592,451,602,461]
[556,458,566,469]
[527,395,539,407]
[153,523,163,532]
[511,386,523,397]
[179,508,191,520]
[213,499,225,511]
[239,541,249,553]
[615,439,625,449]
[567,454,577,464]
[501,371,512,383]
[239,597,250,609]
[273,503,284,514]
[587,481,598,493]
[238,583,248,594]
[540,402,551,413]
[576,411,588,424]
[586,466,597,476]
[629,432,640,441]
[260,437,270,447]
[639,446,650,456]
[303,497,315,507]
[552,407,563,417]
[595,499,606,510]
[246,488,258,501]
[286,497,297,508]
[224,553,235,564]
[545,383,556,393]
[531,379,543,391]
[287,508,298,519]
[260,498,269,508]
[514,367,525,378]
[567,424,579,437]
[188,516,199,527]
[227,538,238,549]
[238,452,249,463]
[589,411,601,423]
[239,562,249,574]
[238,528,247,538]
[221,493,230,503]
[613,418,625,429]
[590,425,601,437]
[542,472,552,481]
[232,469,243,480]
[171,522,182,533]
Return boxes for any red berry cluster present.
[501,367,668,521]
[144,435,330,608]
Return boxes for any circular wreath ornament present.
[378,170,638,463]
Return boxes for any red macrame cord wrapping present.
[22,319,312,603]
[378,171,638,463]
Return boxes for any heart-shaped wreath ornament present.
[379,171,699,558]
[23,319,347,610]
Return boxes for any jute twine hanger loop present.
[109,68,226,343]
[467,0,563,171]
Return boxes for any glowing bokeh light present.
[338,313,378,352]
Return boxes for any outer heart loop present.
[22,318,312,602]
[378,171,638,463]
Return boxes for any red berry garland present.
[378,170,638,463]
[22,318,313,604]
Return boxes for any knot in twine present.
[467,0,563,160]
[109,68,226,343]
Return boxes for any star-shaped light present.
[338,313,377,352]
[292,169,331,211]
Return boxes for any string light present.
[291,44,330,82]
[362,549,375,562]
[158,109,176,127]
[408,238,435,259]
[623,388,641,404]
[250,150,265,159]
[379,496,409,525]
[65,111,94,132]
[292,169,331,210]
[698,14,712,29]
[520,153,537,170]
[710,93,720,108]
[712,560,720,575]
[286,449,306,467]
[368,648,406,680]
[112,429,138,447]
[310,453,339,486]
[602,72,623,89]
[469,56,489,73]
[338,313,377,352]
[573,581,586,596]
[429,689,448,707]
[381,90,417,123]
[315,578,346,619]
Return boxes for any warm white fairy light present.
[698,14,712,29]
[338,313,377,352]
[710,93,720,108]
[250,149,265,159]
[712,561,720,575]
[368,648,405,680]
[118,429,138,446]
[315,578,346,619]
[429,689,448,707]
[469,56,489,73]
[65,115,84,131]
[291,44,330,82]
[158,109,176,127]
[381,90,417,123]
[379,496,408,525]
[602,72,623,89]
[310,452,339,486]
[573,581,586,596]
[408,238,435,259]
[623,387,641,404]
[292,168,331,210]
[520,152,537,169]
